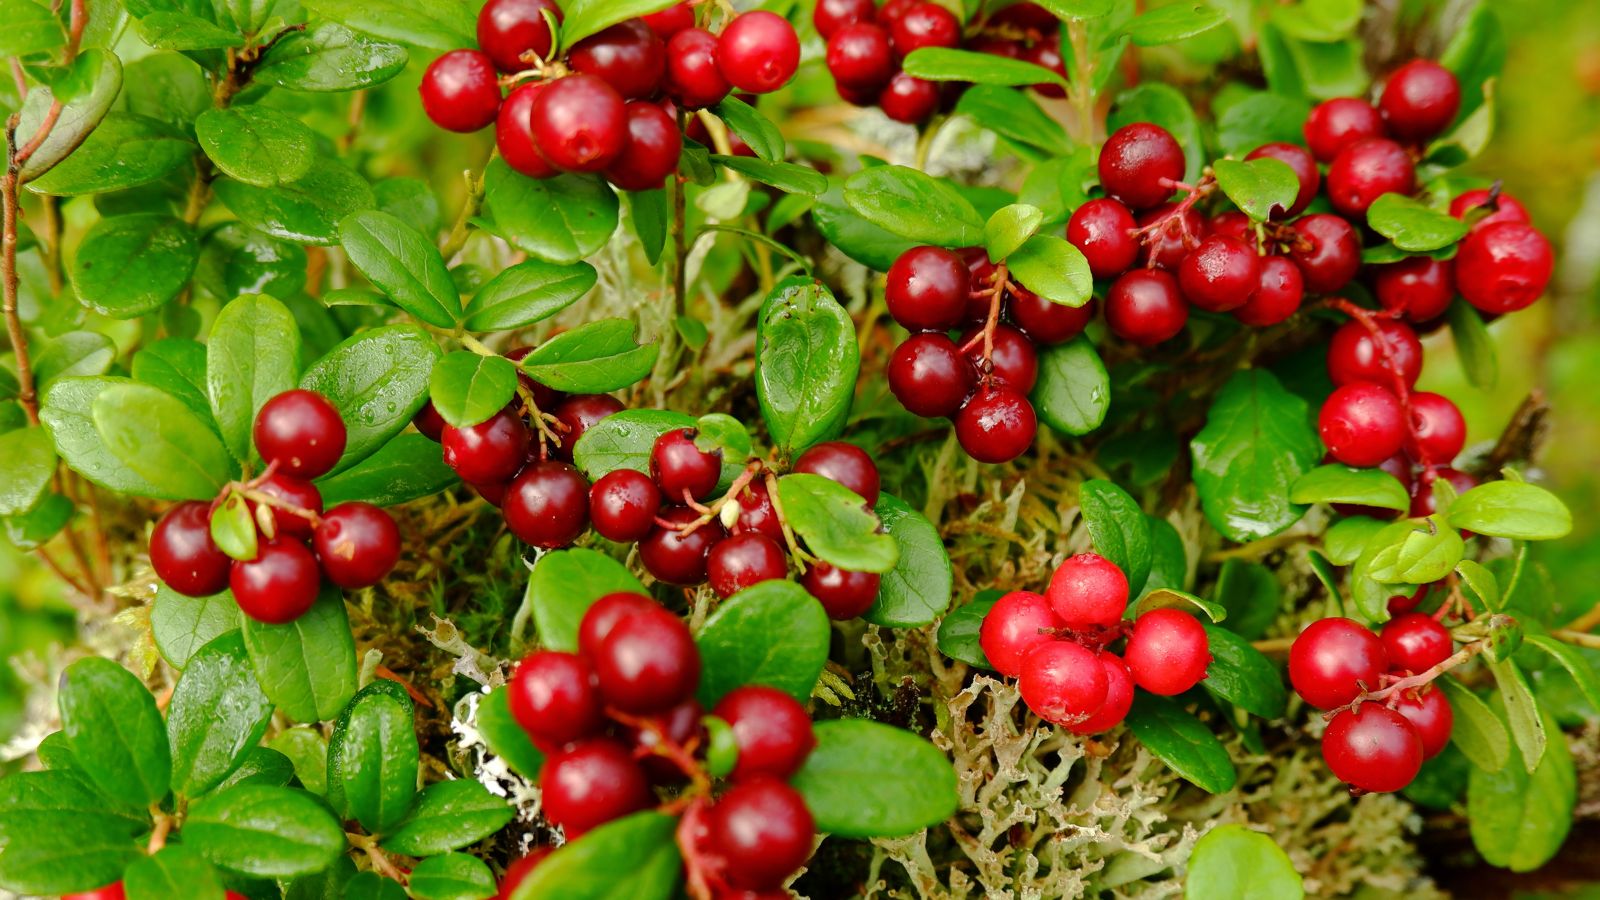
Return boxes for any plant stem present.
[440,157,490,262]
[1554,629,1600,650]
[1067,17,1100,144]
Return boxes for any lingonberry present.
[313,502,400,589]
[890,2,960,56]
[1067,653,1135,735]
[959,324,1039,392]
[231,537,321,624]
[714,685,816,782]
[414,400,447,442]
[878,71,941,124]
[643,1,694,37]
[604,101,682,192]
[835,80,880,108]
[419,50,502,133]
[1326,137,1416,218]
[1046,552,1129,628]
[442,408,530,484]
[497,849,553,900]
[1021,36,1067,98]
[1289,214,1363,294]
[794,441,880,505]
[1303,97,1386,163]
[887,333,975,418]
[540,738,654,837]
[570,20,666,100]
[508,651,604,751]
[1067,198,1139,278]
[252,472,321,539]
[814,0,875,38]
[1449,188,1530,232]
[876,0,916,25]
[1233,255,1304,327]
[717,11,800,94]
[1381,613,1454,674]
[1378,59,1461,142]
[1209,210,1251,242]
[729,481,785,544]
[970,35,1022,58]
[497,82,558,179]
[991,1,1058,30]
[593,604,700,713]
[978,590,1063,678]
[1409,466,1476,518]
[651,428,722,502]
[1454,221,1553,314]
[589,468,662,543]
[1326,318,1424,388]
[799,562,881,619]
[1244,142,1320,217]
[530,73,628,173]
[1123,608,1211,696]
[150,501,232,597]
[826,23,895,93]
[1177,235,1260,313]
[886,246,971,332]
[1322,704,1423,793]
[1318,383,1407,468]
[1388,584,1430,617]
[1404,391,1467,465]
[61,884,126,900]
[1105,269,1188,346]
[503,461,591,548]
[505,346,566,409]
[477,0,560,73]
[1097,122,1184,210]
[708,779,815,891]
[954,385,1037,464]
[1394,686,1453,759]
[550,393,624,460]
[639,507,725,585]
[1009,288,1094,345]
[1134,203,1205,270]
[1018,640,1109,728]
[707,533,789,599]
[471,478,512,508]
[254,389,347,479]
[666,28,732,109]
[578,591,658,660]
[1374,256,1455,323]
[1288,617,1388,710]
[622,697,705,784]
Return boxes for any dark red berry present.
[1319,383,1407,467]
[713,685,815,782]
[253,472,321,540]
[593,605,700,713]
[888,333,975,418]
[540,739,653,837]
[1105,269,1188,346]
[1388,584,1430,616]
[639,506,724,585]
[1394,686,1453,759]
[471,479,511,507]
[1067,654,1135,735]
[504,461,590,548]
[889,2,960,56]
[1326,137,1416,218]
[530,73,628,172]
[621,697,705,784]
[729,481,784,543]
[1374,256,1455,323]
[1244,142,1320,217]
[254,389,347,479]
[886,246,971,332]
[1454,221,1553,314]
[708,779,815,891]
[878,72,940,123]
[651,428,722,502]
[1322,704,1423,793]
[420,50,502,133]
[814,0,875,38]
[1135,203,1204,270]
[1378,59,1461,142]
[642,1,694,37]
[569,19,666,100]
[1409,466,1476,518]
[1097,122,1184,211]
[717,11,800,94]
[477,0,560,73]
[550,393,623,460]
[578,592,658,660]
[1327,319,1423,389]
[954,385,1036,464]
[1381,612,1453,674]
[313,502,400,589]
[826,23,894,93]
[1288,617,1387,710]
[707,533,788,599]
[1046,553,1129,628]
[414,400,447,442]
[443,408,530,484]
[1303,97,1386,163]
[1067,198,1139,278]
[875,0,916,25]
[666,28,732,109]
[794,441,880,505]
[1177,235,1260,313]
[508,651,604,751]
[959,324,1038,392]
[1404,391,1466,465]
[231,537,321,624]
[150,501,232,597]
[1233,255,1303,327]
[799,562,880,619]
[1449,188,1530,232]
[1021,36,1067,98]
[1289,213,1362,294]
[978,590,1062,678]
[589,469,662,543]
[1009,287,1094,345]
[1018,640,1109,727]
[497,850,552,900]
[1124,608,1211,696]
[497,82,558,178]
[1209,210,1251,242]
[605,101,682,192]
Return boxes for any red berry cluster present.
[419,0,799,191]
[978,553,1211,732]
[149,390,400,623]
[1288,614,1456,794]
[506,593,819,892]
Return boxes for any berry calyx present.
[1067,198,1139,278]
[1097,122,1184,211]
[799,562,880,620]
[442,408,531,485]
[708,779,816,891]
[540,738,654,838]
[1453,221,1553,314]
[886,246,971,332]
[419,50,502,133]
[589,468,662,543]
[1105,269,1188,346]
[639,507,724,585]
[707,532,789,599]
[717,11,801,94]
[1380,613,1454,674]
[1123,609,1212,696]
[312,502,400,589]
[503,460,591,549]
[954,385,1036,464]
[508,651,604,752]
[1288,617,1388,710]
[794,441,880,505]
[149,500,232,597]
[651,428,723,502]
[1046,552,1129,629]
[888,333,975,418]
[1303,97,1386,163]
[978,590,1063,678]
[713,685,816,782]
[568,19,666,101]
[477,0,561,73]
[1321,704,1423,794]
[254,389,347,479]
[592,604,700,714]
[1378,59,1461,142]
[231,537,321,624]
[1018,640,1109,727]
[1318,383,1407,468]
[530,73,628,173]
[1177,235,1261,313]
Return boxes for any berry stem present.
[607,706,714,795]
[668,460,764,534]
[1326,298,1431,471]
[763,470,815,568]
[1326,624,1505,718]
[439,153,491,262]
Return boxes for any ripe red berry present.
[530,73,628,172]
[497,82,558,179]
[642,1,694,37]
[1209,210,1251,242]
[1097,123,1185,211]
[569,19,667,100]
[1326,137,1416,218]
[1021,36,1067,98]
[1233,255,1303,327]
[666,28,732,109]
[419,50,502,133]
[1404,391,1467,465]
[729,481,784,543]
[1388,585,1429,617]
[1449,188,1530,232]
[651,428,722,502]
[958,324,1038,393]
[1288,617,1387,710]
[231,537,321,624]
[442,408,530,484]
[313,502,400,589]
[1409,466,1476,519]
[714,685,816,782]
[254,389,347,479]
[888,333,975,418]
[550,393,624,460]
[1046,553,1129,629]
[150,501,233,597]
[1178,235,1261,313]
[876,0,916,25]
[1381,613,1453,674]
[540,739,654,837]
[978,590,1063,678]
[508,651,604,751]
[589,469,662,543]
[1303,97,1386,163]
[593,604,700,713]
[707,533,789,599]
[826,23,894,93]
[1322,704,1423,793]
[814,0,875,38]
[886,246,971,332]
[1105,269,1188,346]
[1135,204,1205,270]
[578,591,658,660]
[503,461,590,549]
[1326,318,1424,389]
[621,697,705,784]
[799,562,880,619]
[1018,640,1109,727]
[708,779,815,891]
[1394,686,1453,759]
[414,401,447,442]
[61,884,126,900]
[889,2,960,56]
[604,101,682,192]
[1066,653,1135,735]
[1453,221,1553,315]
[1123,608,1211,696]
[1009,287,1094,345]
[717,11,800,94]
[1067,198,1139,278]
[954,385,1037,464]
[878,71,941,123]
[794,441,880,505]
[1289,213,1362,294]
[248,478,323,539]
[477,0,560,73]
[1374,256,1455,323]
[497,849,552,900]
[639,507,725,585]
[1244,142,1320,217]
[1378,59,1461,142]
[1319,383,1407,467]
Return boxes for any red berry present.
[1394,686,1453,759]
[589,469,662,543]
[1233,255,1303,327]
[414,400,447,442]
[1322,704,1423,793]
[530,73,628,172]
[1209,210,1251,242]
[826,23,894,93]
[1319,383,1407,467]
[639,506,725,585]
[707,533,789,599]
[1178,235,1261,313]
[1409,466,1475,518]
[1134,203,1204,271]
[254,389,347,479]
[643,1,694,37]
[1453,221,1553,314]
[713,685,816,782]
[876,0,916,25]
[1288,617,1387,710]
[252,472,322,540]
[708,779,815,891]
[442,408,530,484]
[550,393,624,460]
[471,479,512,507]
[878,72,941,123]
[954,385,1036,464]
[504,461,590,549]
[1388,584,1430,616]
[666,28,732,109]
[1244,142,1320,217]
[477,0,561,73]
[605,101,682,192]
[1097,122,1184,211]
[497,849,553,900]
[889,2,960,56]
[1381,613,1453,674]
[959,324,1038,392]
[593,605,699,713]
[886,246,971,332]
[717,11,800,94]
[1067,198,1139,278]
[1021,36,1067,98]
[313,502,399,589]
[540,739,654,837]
[420,50,502,133]
[1105,269,1188,346]
[150,501,232,597]
[729,481,784,543]
[231,537,321,624]
[1303,97,1386,163]
[621,697,705,784]
[497,82,559,178]
[651,428,722,502]
[1123,608,1211,696]
[570,19,666,101]
[1404,391,1467,465]
[1018,640,1108,727]
[578,592,658,659]
[1009,287,1094,345]
[1326,137,1416,218]
[1066,653,1135,735]
[814,0,875,38]
[978,590,1063,678]
[1046,553,1129,628]
[508,651,604,752]
[794,441,880,505]
[1378,59,1461,142]
[799,562,880,620]
[1289,213,1362,294]
[1374,256,1455,323]
[887,333,974,418]
[1327,318,1423,388]
[1449,188,1530,232]
[62,884,126,900]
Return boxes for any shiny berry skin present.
[1021,37,1067,98]
[1209,210,1251,242]
[1067,198,1139,278]
[504,461,590,549]
[593,605,700,713]
[1319,383,1407,467]
[497,850,552,900]
[589,469,662,543]
[1046,553,1129,628]
[254,389,347,479]
[442,408,530,484]
[1018,640,1109,727]
[641,1,693,36]
[540,739,654,838]
[1105,269,1188,346]
[1449,188,1530,232]
[1135,204,1205,270]
[1288,617,1388,710]
[878,72,941,124]
[826,23,894,93]
[1327,319,1424,389]
[794,441,880,505]
[814,0,875,38]
[570,19,666,101]
[978,590,1062,678]
[149,501,231,597]
[886,246,971,332]
[578,592,658,660]
[1010,288,1094,344]
[1290,214,1362,294]
[1379,59,1461,142]
[890,2,960,56]
[1405,391,1467,464]
[1177,236,1260,313]
[530,73,628,172]
[1322,704,1423,794]
[1234,256,1303,327]
[1097,123,1184,211]
[605,101,682,192]
[550,393,623,460]
[959,324,1038,393]
[955,385,1036,464]
[888,333,975,418]
[666,28,731,109]
[621,697,705,784]
[1244,142,1320,217]
[714,685,815,782]
[471,479,511,507]
[420,50,502,133]
[717,11,800,94]
[1303,97,1386,163]
[508,651,604,751]
[1374,256,1455,322]
[414,400,447,442]
[1394,686,1454,759]
[651,428,722,502]
[1382,612,1453,674]
[876,0,916,24]
[1068,653,1136,735]
[497,82,558,178]
[313,502,400,589]
[1124,608,1211,696]
[238,473,322,540]
[1409,466,1476,518]
[478,0,561,73]
[639,507,725,585]
[1388,584,1429,616]
[1454,221,1553,314]
[62,884,126,900]
[1326,138,1416,218]
[231,538,321,624]
[707,533,788,599]
[799,562,880,619]
[708,779,815,891]
[730,481,784,543]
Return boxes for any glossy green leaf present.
[196,105,316,187]
[92,382,237,499]
[520,318,659,393]
[124,843,226,900]
[0,0,62,57]
[380,779,513,856]
[58,657,171,807]
[526,548,647,652]
[811,180,917,271]
[1488,659,1546,774]
[1436,678,1510,773]
[0,427,54,516]
[902,47,1069,89]
[213,159,375,246]
[132,338,212,425]
[867,493,953,627]
[1448,480,1572,541]
[755,276,857,456]
[463,259,596,332]
[42,377,173,496]
[791,720,958,838]
[1184,824,1302,899]
[300,0,475,48]
[1006,233,1093,307]
[28,112,192,196]
[299,324,440,474]
[508,812,680,900]
[1126,2,1228,45]
[1467,708,1573,872]
[1136,588,1226,623]
[482,161,619,265]
[1190,369,1321,542]
[695,579,831,706]
[168,631,275,797]
[0,807,140,894]
[477,687,544,779]
[954,85,1072,156]
[429,352,517,429]
[16,50,122,182]
[208,293,301,462]
[1212,156,1300,221]
[253,23,409,92]
[315,433,459,507]
[70,213,198,318]
[186,784,345,877]
[1216,92,1311,157]
[560,0,681,45]
[339,210,461,327]
[1289,464,1410,511]
[1200,626,1285,718]
[1212,560,1279,640]
[150,584,241,668]
[327,679,418,835]
[242,584,359,723]
[1446,298,1498,390]
[1525,635,1600,712]
[133,11,244,50]
[571,408,694,481]
[712,154,828,196]
[409,853,497,900]
[1125,694,1236,792]
[983,203,1044,261]
[843,165,985,248]
[1079,479,1152,591]
[1032,336,1110,437]
[712,96,784,162]
[935,590,1002,668]
[1367,194,1469,252]
[779,473,899,574]
[1364,518,1464,584]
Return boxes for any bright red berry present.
[503,461,590,549]
[1046,553,1129,629]
[886,246,971,332]
[530,73,628,172]
[1394,686,1453,759]
[1105,269,1188,346]
[1326,137,1416,218]
[622,697,705,784]
[707,533,789,599]
[878,72,941,123]
[1209,210,1251,242]
[826,23,894,93]
[540,739,654,837]
[729,481,784,543]
[1009,287,1094,345]
[1322,704,1423,793]
[642,1,694,36]
[1097,123,1184,211]
[1244,142,1320,217]
[1378,59,1461,142]
[477,0,561,73]
[814,0,875,38]
[231,537,321,624]
[593,604,700,714]
[958,324,1038,393]
[253,474,328,545]
[651,428,722,502]
[578,592,658,659]
[717,11,800,94]
[550,393,623,460]
[497,82,558,179]
[1066,653,1135,735]
[1018,640,1109,727]
[313,502,400,589]
[1123,608,1211,696]
[589,469,662,543]
[799,562,880,619]
[442,408,530,484]
[1453,221,1553,315]
[889,2,960,56]
[1374,256,1455,322]
[1319,383,1407,467]
[714,685,816,782]
[254,389,347,479]
[150,500,232,597]
[954,385,1036,464]
[1135,203,1205,270]
[1404,391,1467,465]
[639,507,725,585]
[604,101,682,192]
[978,590,1062,678]
[887,333,974,418]
[569,19,666,100]
[419,50,502,133]
[666,28,732,109]
[1449,188,1530,232]
[1288,617,1387,710]
[497,849,553,900]
[1303,97,1386,163]
[62,884,126,900]
[413,400,447,442]
[1326,318,1424,389]
[1381,613,1454,674]
[508,651,604,752]
[1021,36,1067,97]
[1233,255,1303,327]
[1290,214,1363,294]
[1067,198,1139,278]
[794,441,880,505]
[708,779,815,891]
[1178,235,1261,313]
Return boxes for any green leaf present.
[711,154,828,196]
[133,11,244,50]
[1141,515,1187,595]
[341,870,407,900]
[791,720,958,838]
[1079,479,1152,591]
[429,352,517,429]
[299,324,440,474]
[0,806,141,894]
[380,779,513,856]
[1467,708,1574,872]
[483,161,620,265]
[205,745,295,795]
[1216,92,1312,157]
[1126,2,1228,45]
[463,259,596,332]
[779,473,899,573]
[58,657,171,807]
[867,493,952,627]
[327,679,418,835]
[754,277,857,456]
[526,548,647,652]
[33,331,116,390]
[953,85,1072,156]
[509,812,680,900]
[0,769,147,841]
[0,427,54,516]
[1367,193,1469,252]
[42,377,175,496]
[315,433,459,507]
[186,784,345,877]
[1268,0,1361,41]
[166,630,274,797]
[1323,514,1387,566]
[339,210,461,328]
[300,0,475,48]
[16,50,122,182]
[1489,659,1546,774]
[1125,694,1237,792]
[1212,156,1300,222]
[213,159,375,246]
[1212,560,1279,640]
[409,853,497,900]
[1190,369,1321,542]
[124,843,226,900]
[1135,588,1227,623]
[1006,233,1093,307]
[1200,626,1285,719]
[520,318,659,393]
[70,213,198,317]
[983,203,1044,262]
[1364,519,1464,584]
[133,338,213,426]
[1436,678,1510,773]
[1031,336,1109,437]
[3,491,73,548]
[27,112,192,197]
[0,0,63,57]
[253,23,409,92]
[561,0,681,45]
[93,382,237,499]
[902,47,1069,89]
[695,579,831,706]
[242,584,359,723]
[150,585,240,669]
[1184,824,1303,899]
[842,165,985,248]
[1446,297,1498,390]
[572,408,695,481]
[268,727,330,797]
[712,96,784,162]
[196,105,316,187]
[208,293,302,462]
[1525,635,1600,712]
[1108,84,1203,184]
[811,180,917,271]
[1289,463,1410,511]
[1448,480,1572,540]
[935,591,1001,668]
[1440,1,1505,119]
[477,687,544,779]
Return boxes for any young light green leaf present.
[463,259,596,332]
[520,318,659,393]
[1447,480,1572,541]
[1364,518,1465,584]
[1126,3,1229,46]
[92,382,238,499]
[778,473,899,574]
[1290,463,1410,511]
[1489,659,1545,774]
[902,47,1069,89]
[1135,588,1227,623]
[299,0,475,49]
[1002,233,1093,308]
[1212,156,1300,221]
[843,165,985,248]
[207,293,301,462]
[209,492,257,562]
[429,352,518,429]
[1184,824,1303,900]
[560,0,683,45]
[0,427,54,517]
[380,779,514,857]
[253,23,409,92]
[983,203,1044,262]
[1367,194,1469,252]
